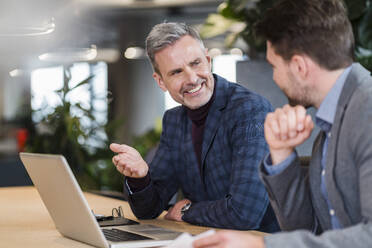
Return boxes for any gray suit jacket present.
[260,63,372,247]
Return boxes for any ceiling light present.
[0,18,55,37]
[230,48,243,56]
[9,69,24,77]
[96,48,121,63]
[124,47,145,59]
[39,45,97,63]
[208,48,222,58]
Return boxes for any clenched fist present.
[110,143,149,178]
[264,104,314,165]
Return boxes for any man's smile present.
[186,83,202,94]
[183,78,207,96]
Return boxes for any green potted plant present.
[25,65,124,191]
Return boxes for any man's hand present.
[265,104,314,164]
[193,230,265,248]
[164,199,191,222]
[110,143,149,178]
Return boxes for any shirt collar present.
[315,66,351,132]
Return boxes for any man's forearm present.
[126,182,164,219]
[182,194,269,230]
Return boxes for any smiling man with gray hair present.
[110,22,279,232]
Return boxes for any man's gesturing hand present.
[110,143,149,178]
[264,104,314,165]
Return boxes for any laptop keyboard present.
[102,228,153,242]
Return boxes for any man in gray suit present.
[194,0,372,247]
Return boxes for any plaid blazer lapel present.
[200,76,229,175]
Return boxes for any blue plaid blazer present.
[126,74,278,231]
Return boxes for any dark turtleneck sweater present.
[127,80,216,192]
[185,81,216,172]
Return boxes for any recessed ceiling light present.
[208,48,222,58]
[230,48,243,56]
[0,18,55,37]
[9,69,24,77]
[124,47,145,59]
[38,45,97,63]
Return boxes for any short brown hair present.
[255,0,354,70]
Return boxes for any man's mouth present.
[186,84,202,94]
[184,78,206,95]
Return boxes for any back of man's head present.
[146,22,204,74]
[255,0,354,70]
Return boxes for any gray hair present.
[145,22,205,74]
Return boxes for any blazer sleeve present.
[264,223,372,248]
[182,99,274,230]
[263,81,372,248]
[259,153,317,231]
[260,135,372,248]
[125,111,180,219]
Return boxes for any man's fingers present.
[266,112,280,139]
[305,114,314,131]
[110,143,132,153]
[276,108,288,140]
[164,207,174,220]
[283,104,297,138]
[287,115,313,146]
[303,115,314,138]
[111,143,148,178]
[115,162,133,177]
[113,155,131,175]
[295,105,307,131]
[110,143,122,153]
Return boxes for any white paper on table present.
[162,229,216,248]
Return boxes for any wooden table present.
[0,186,264,247]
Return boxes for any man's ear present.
[153,72,167,92]
[289,54,309,81]
[205,48,212,70]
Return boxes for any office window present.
[31,62,108,147]
[212,54,243,83]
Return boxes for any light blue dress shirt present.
[264,66,352,229]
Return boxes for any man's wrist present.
[180,202,192,216]
[126,173,150,192]
[270,148,293,165]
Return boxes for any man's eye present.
[191,61,200,66]
[171,70,181,76]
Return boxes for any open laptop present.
[20,152,181,248]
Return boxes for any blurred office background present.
[0,0,233,190]
[1,0,370,192]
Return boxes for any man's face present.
[153,35,214,110]
[266,41,312,107]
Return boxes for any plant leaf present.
[219,1,244,20]
[200,14,235,38]
[225,32,240,47]
[70,75,94,91]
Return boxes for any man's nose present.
[184,66,198,83]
